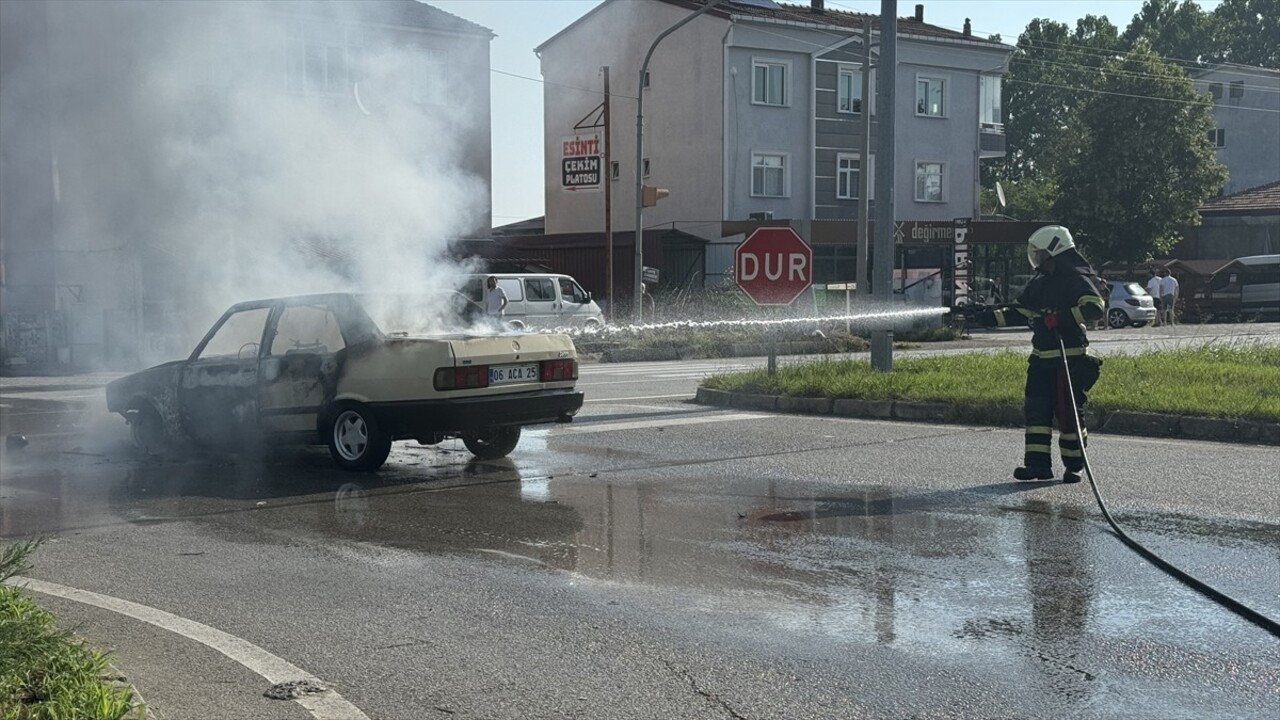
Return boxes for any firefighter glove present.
[1042,311,1059,330]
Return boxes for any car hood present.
[105,360,185,413]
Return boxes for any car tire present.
[1107,308,1129,329]
[462,426,522,460]
[128,402,168,456]
[327,402,392,471]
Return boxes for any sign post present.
[735,227,814,377]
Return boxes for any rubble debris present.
[264,679,328,700]
[6,433,29,450]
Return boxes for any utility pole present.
[602,66,613,316]
[856,19,872,302]
[634,0,723,322]
[871,0,896,371]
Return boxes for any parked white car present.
[1106,281,1158,328]
[464,273,605,329]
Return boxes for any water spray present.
[560,306,949,338]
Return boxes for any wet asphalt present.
[2,330,1279,719]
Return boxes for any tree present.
[1120,0,1218,67]
[1210,0,1280,67]
[1053,42,1227,263]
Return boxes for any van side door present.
[523,277,558,326]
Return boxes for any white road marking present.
[7,577,370,720]
[558,412,766,435]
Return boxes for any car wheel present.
[327,403,392,471]
[462,426,521,460]
[583,318,602,331]
[128,402,168,456]
[1107,308,1129,329]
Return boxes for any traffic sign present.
[735,227,813,305]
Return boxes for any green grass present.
[703,344,1280,423]
[1,541,143,720]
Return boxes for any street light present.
[633,0,724,322]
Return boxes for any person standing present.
[1158,268,1179,326]
[1146,269,1163,326]
[485,276,508,319]
[979,226,1105,484]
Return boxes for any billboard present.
[560,133,602,192]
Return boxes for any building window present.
[915,76,945,117]
[751,153,787,197]
[1229,80,1244,104]
[915,161,944,202]
[611,161,620,180]
[286,24,362,96]
[979,75,1002,130]
[642,158,650,178]
[1208,128,1226,148]
[836,153,874,200]
[752,60,787,106]
[1208,82,1223,100]
[838,66,863,113]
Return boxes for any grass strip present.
[703,344,1280,423]
[1,541,143,720]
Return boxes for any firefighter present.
[979,226,1105,483]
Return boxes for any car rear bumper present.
[370,389,584,437]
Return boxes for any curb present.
[694,388,1280,446]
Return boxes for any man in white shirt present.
[485,276,508,318]
[1146,269,1163,326]
[1158,268,1179,326]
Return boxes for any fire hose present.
[1053,329,1280,638]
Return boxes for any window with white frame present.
[979,75,1002,130]
[751,153,787,197]
[753,60,787,106]
[838,66,863,113]
[915,76,945,117]
[915,161,944,202]
[836,153,874,200]
[1208,128,1226,148]
[286,24,362,96]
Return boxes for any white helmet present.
[1027,225,1075,269]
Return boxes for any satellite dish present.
[996,181,1007,208]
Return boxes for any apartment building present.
[537,0,1011,290]
[0,0,493,369]
[1192,64,1280,196]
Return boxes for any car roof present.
[1233,255,1279,266]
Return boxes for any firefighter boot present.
[1062,468,1084,484]
[1014,466,1055,481]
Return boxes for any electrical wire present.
[1053,330,1280,639]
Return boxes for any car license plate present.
[489,363,539,385]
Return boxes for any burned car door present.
[259,302,346,437]
[178,306,271,447]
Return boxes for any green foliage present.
[1121,0,1219,67]
[704,345,1280,423]
[1,542,143,720]
[1054,42,1227,262]
[1210,0,1280,67]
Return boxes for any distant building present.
[534,0,1011,298]
[1191,64,1280,196]
[0,0,493,370]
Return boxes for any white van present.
[463,273,605,329]
[1185,254,1280,321]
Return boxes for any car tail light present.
[540,358,577,382]
[1125,298,1140,306]
[434,365,489,390]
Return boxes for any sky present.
[427,0,1222,227]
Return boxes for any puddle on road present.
[4,415,1278,711]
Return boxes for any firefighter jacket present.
[979,262,1105,361]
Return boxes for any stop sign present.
[735,227,813,305]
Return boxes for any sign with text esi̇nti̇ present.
[561,133,602,192]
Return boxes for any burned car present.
[106,293,582,470]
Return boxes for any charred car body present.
[106,293,583,470]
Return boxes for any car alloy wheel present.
[1108,308,1130,329]
[327,403,392,471]
[462,426,522,460]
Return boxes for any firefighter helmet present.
[1027,225,1075,269]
